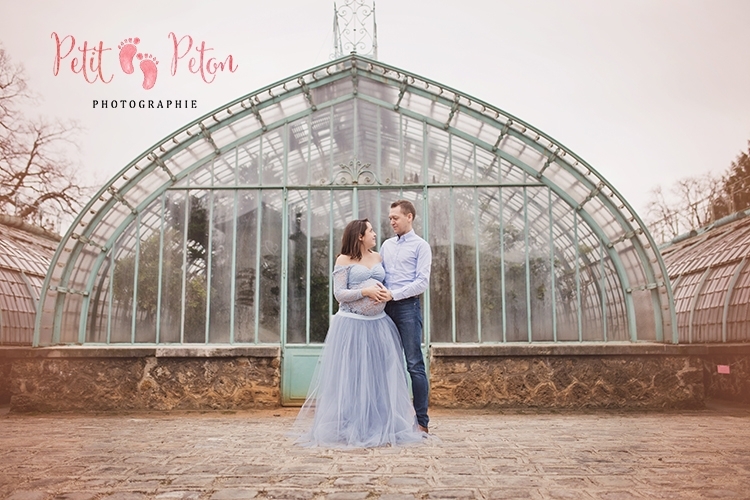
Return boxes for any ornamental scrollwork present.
[320,159,390,186]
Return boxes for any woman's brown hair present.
[339,219,370,261]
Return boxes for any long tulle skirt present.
[292,311,425,448]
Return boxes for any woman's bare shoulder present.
[335,254,354,267]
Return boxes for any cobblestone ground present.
[1,402,749,500]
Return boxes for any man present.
[381,199,432,433]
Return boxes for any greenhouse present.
[35,52,675,355]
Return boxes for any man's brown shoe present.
[418,425,429,433]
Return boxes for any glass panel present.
[133,207,162,343]
[309,190,335,343]
[86,249,112,343]
[287,191,310,344]
[503,188,529,342]
[308,107,336,186]
[528,188,554,341]
[237,142,261,185]
[258,190,283,342]
[159,192,186,343]
[208,191,235,343]
[288,118,311,186]
[234,190,259,343]
[478,187,504,342]
[428,187,452,343]
[262,131,285,186]
[454,188,478,342]
[183,191,209,343]
[553,210,580,341]
[110,224,138,344]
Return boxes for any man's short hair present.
[391,199,416,219]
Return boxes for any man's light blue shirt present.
[381,229,432,301]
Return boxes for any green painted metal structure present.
[34,55,678,365]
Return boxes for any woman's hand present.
[362,283,391,303]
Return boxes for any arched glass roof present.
[34,54,676,346]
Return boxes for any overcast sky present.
[1,0,749,226]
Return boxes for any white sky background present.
[1,0,749,230]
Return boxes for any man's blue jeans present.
[385,297,429,429]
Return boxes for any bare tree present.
[0,44,88,231]
[645,174,720,244]
[645,185,681,244]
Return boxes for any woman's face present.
[360,222,377,249]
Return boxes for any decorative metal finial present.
[332,1,378,60]
[320,159,389,186]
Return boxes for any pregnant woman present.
[293,219,426,447]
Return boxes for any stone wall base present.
[2,343,748,412]
[429,343,750,409]
[1,346,280,412]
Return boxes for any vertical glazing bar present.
[399,114,404,183]
[375,188,382,248]
[472,144,477,184]
[449,187,456,343]
[155,194,166,344]
[524,186,531,342]
[422,185,430,347]
[106,243,114,344]
[328,190,334,320]
[448,134,453,184]
[353,188,359,219]
[131,212,141,344]
[204,191,215,344]
[280,188,289,348]
[229,190,238,344]
[499,186,507,343]
[329,107,334,182]
[549,189,557,342]
[305,191,312,345]
[280,123,289,348]
[600,238,607,342]
[474,188,482,343]
[353,98,358,160]
[575,212,582,341]
[306,115,312,185]
[259,135,263,188]
[422,121,428,185]
[180,193,189,344]
[253,192,263,344]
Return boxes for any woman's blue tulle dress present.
[292,262,425,448]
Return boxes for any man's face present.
[388,206,413,236]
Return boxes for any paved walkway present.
[1,402,749,500]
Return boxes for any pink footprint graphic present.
[136,53,158,90]
[117,37,140,74]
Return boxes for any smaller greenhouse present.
[0,216,59,345]
[662,210,750,343]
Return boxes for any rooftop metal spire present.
[333,1,378,60]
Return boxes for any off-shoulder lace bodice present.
[333,263,387,316]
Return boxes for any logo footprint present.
[117,37,140,74]
[136,53,158,90]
